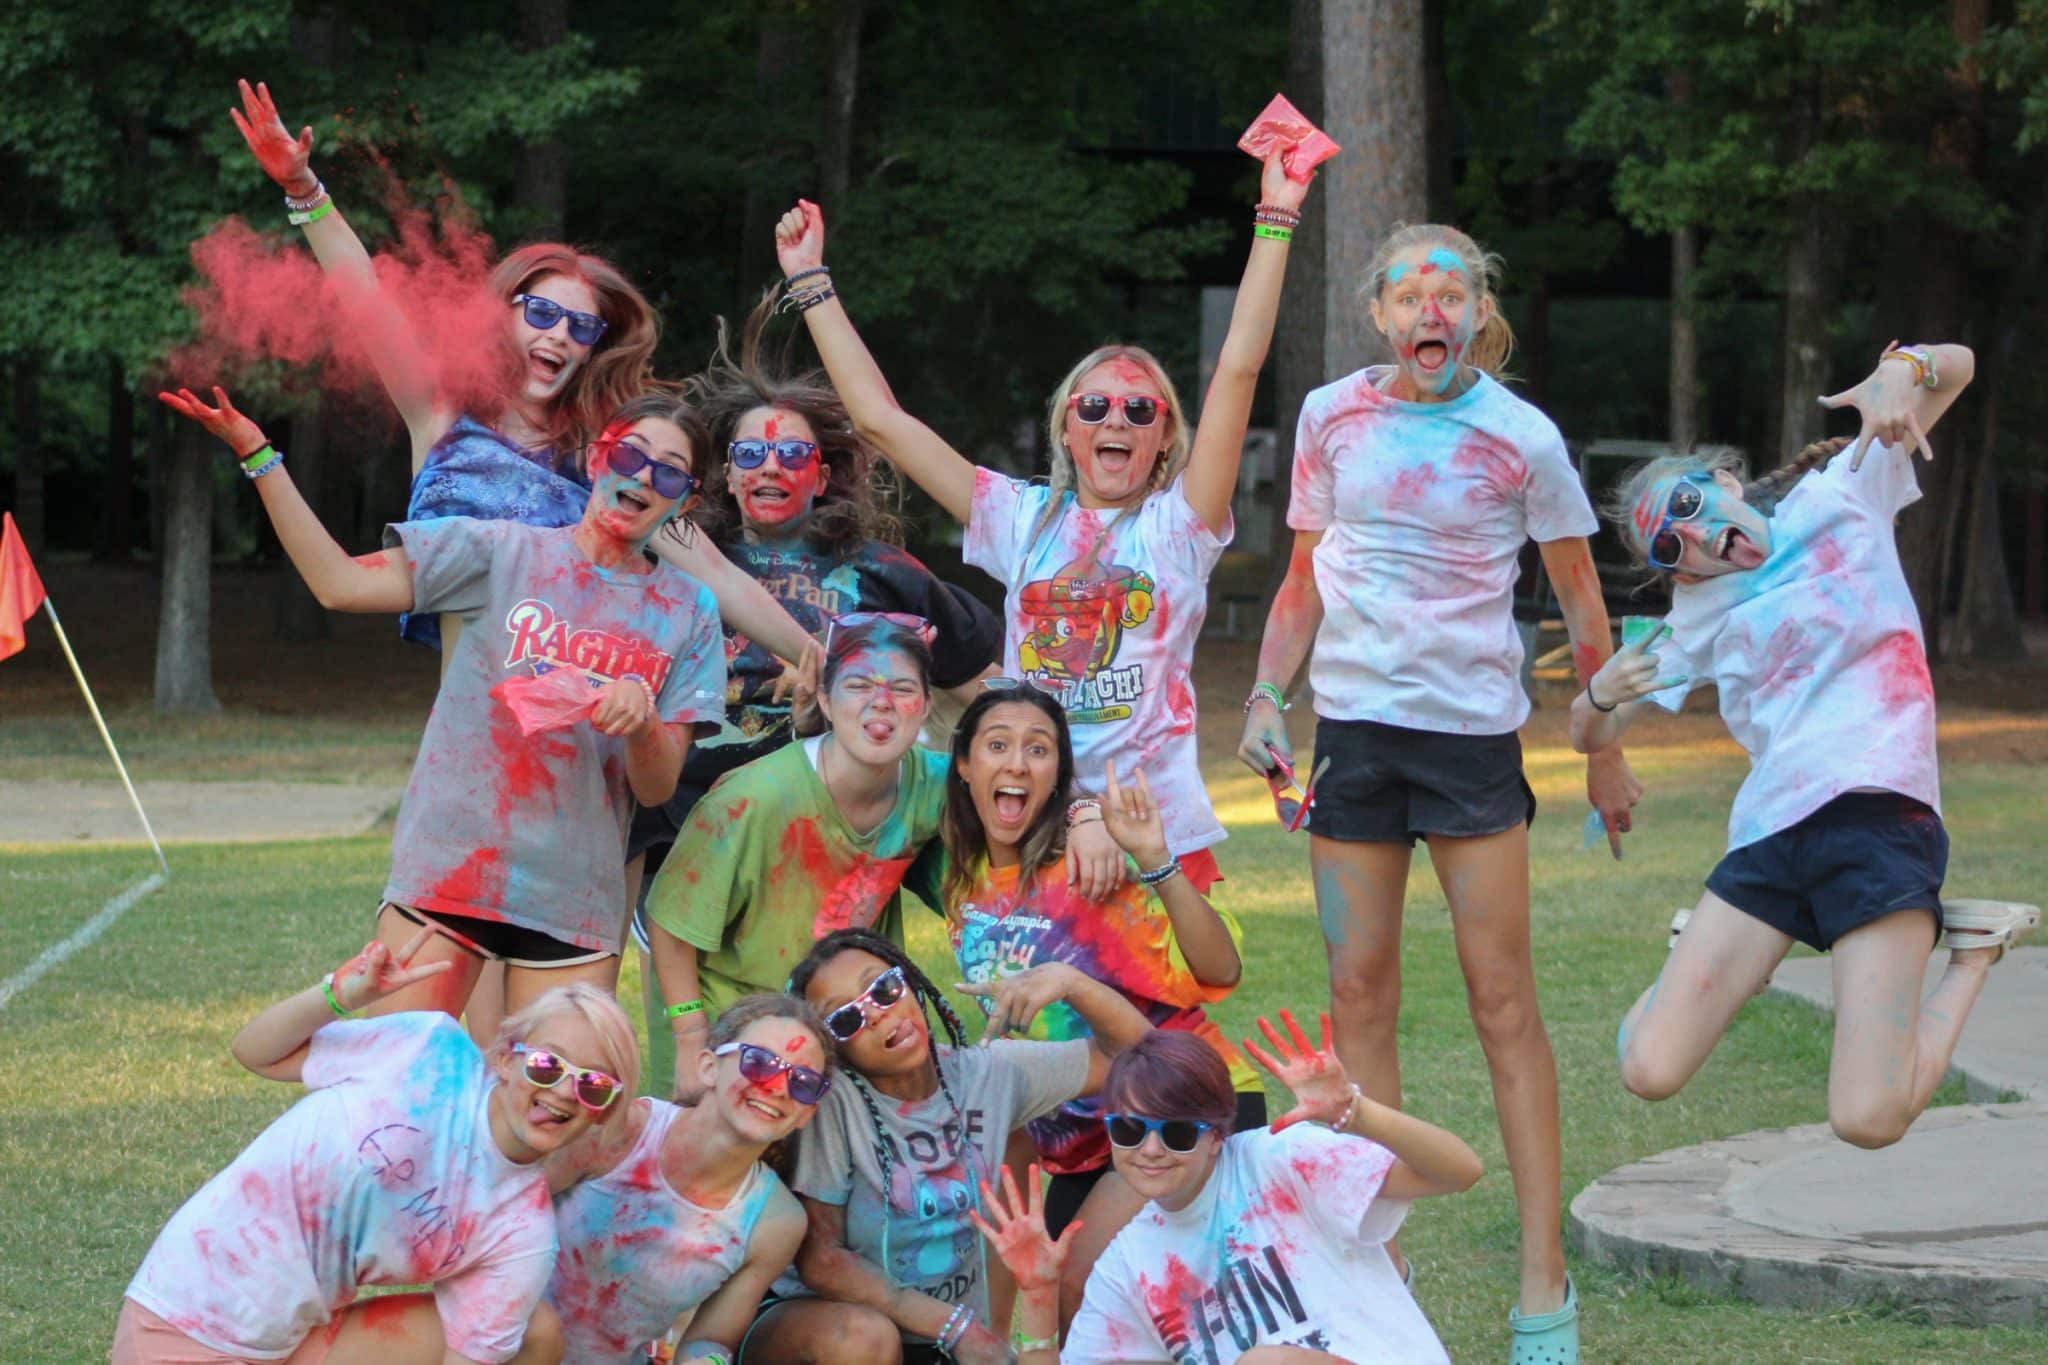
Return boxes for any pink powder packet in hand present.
[1238,93,1340,183]
[493,668,601,736]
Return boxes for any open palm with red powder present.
[1243,1009,1355,1132]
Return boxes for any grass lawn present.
[3,743,2045,1362]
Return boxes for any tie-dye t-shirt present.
[125,1013,555,1363]
[644,737,949,1016]
[1289,366,1597,734]
[1064,1125,1443,1365]
[382,519,726,952]
[1650,440,1939,852]
[966,471,1230,858]
[790,1040,1090,1338]
[946,857,1259,1175]
[399,415,589,649]
[547,1099,788,1365]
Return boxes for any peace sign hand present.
[1817,342,1935,473]
[230,79,319,199]
[1242,1009,1356,1132]
[1100,762,1168,870]
[967,1162,1083,1297]
[1587,624,1685,709]
[157,387,269,463]
[330,926,454,1012]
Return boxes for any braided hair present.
[1608,435,1854,570]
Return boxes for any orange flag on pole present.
[0,511,48,661]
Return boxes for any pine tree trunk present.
[818,0,866,213]
[1669,225,1698,453]
[739,10,805,307]
[1322,0,1428,376]
[1777,65,1829,464]
[11,359,45,556]
[154,425,221,712]
[100,356,134,562]
[515,0,569,238]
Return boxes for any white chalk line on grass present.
[0,871,167,1013]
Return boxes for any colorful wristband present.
[1253,224,1295,242]
[321,972,351,1018]
[1245,681,1288,714]
[1137,858,1183,887]
[288,199,335,227]
[1065,798,1103,827]
[665,999,707,1020]
[1018,1337,1058,1355]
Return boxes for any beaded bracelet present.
[1243,681,1288,714]
[284,179,328,212]
[1880,344,1939,390]
[288,199,335,227]
[937,1303,972,1352]
[1325,1082,1363,1132]
[1254,202,1302,222]
[1137,858,1183,887]
[786,266,832,286]
[1065,798,1103,827]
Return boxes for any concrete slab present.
[0,780,401,846]
[1769,947,2048,1102]
[1570,1103,2048,1327]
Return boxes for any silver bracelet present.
[1137,858,1182,887]
[283,178,328,212]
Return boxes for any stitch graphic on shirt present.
[1015,550,1156,724]
[502,597,677,689]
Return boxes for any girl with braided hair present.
[740,930,1148,1364]
[1576,341,2038,1148]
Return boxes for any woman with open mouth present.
[1240,223,1630,1363]
[539,993,835,1365]
[116,934,638,1365]
[936,685,1258,1329]
[976,1022,1482,1365]
[1580,341,2038,1151]
[770,139,1318,911]
[622,297,1003,1095]
[159,384,728,1029]
[741,929,1148,1365]
[642,616,951,1051]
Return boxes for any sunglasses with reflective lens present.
[1647,478,1708,570]
[513,293,608,347]
[715,1041,832,1106]
[1104,1113,1214,1153]
[598,438,700,502]
[823,965,909,1042]
[729,438,819,472]
[1068,392,1162,428]
[511,1043,622,1112]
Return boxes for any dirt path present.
[0,780,401,845]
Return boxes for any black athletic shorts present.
[385,902,611,968]
[1306,717,1535,845]
[1706,792,1947,952]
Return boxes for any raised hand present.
[157,387,268,461]
[1100,762,1169,870]
[774,199,826,278]
[1259,148,1315,214]
[331,926,454,1011]
[968,1162,1083,1298]
[1587,623,1685,709]
[958,963,1079,1044]
[590,676,658,738]
[1242,1009,1356,1132]
[230,79,318,199]
[1818,341,1935,472]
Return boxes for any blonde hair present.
[489,982,642,1144]
[487,243,660,461]
[1607,435,1852,571]
[1033,345,1192,542]
[1361,224,1516,377]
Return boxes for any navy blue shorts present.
[1706,793,1947,952]
[1306,718,1535,846]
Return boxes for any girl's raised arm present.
[776,201,977,523]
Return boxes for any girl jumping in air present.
[1240,224,1637,1360]
[1577,341,2038,1147]
[116,933,637,1365]
[775,146,1317,901]
[160,385,726,1020]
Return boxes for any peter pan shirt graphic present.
[1016,541,1155,725]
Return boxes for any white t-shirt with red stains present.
[1651,440,1939,851]
[1289,367,1597,734]
[966,470,1230,857]
[1063,1124,1444,1365]
[125,1013,556,1363]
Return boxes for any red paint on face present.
[763,415,779,440]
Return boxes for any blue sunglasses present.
[598,438,700,501]
[514,293,608,347]
[1104,1113,1214,1153]
[729,438,819,471]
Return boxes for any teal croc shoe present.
[1508,1276,1578,1365]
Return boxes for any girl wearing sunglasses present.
[938,686,1258,1326]
[624,298,1002,1093]
[538,994,834,1365]
[1238,223,1633,1359]
[644,617,952,1074]
[159,384,728,1027]
[116,933,638,1365]
[773,143,1318,907]
[976,1022,1481,1365]
[1579,343,2036,1149]
[741,930,1147,1365]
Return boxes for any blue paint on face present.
[1386,262,1412,286]
[1423,247,1467,276]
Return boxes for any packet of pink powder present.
[1238,94,1340,183]
[492,668,600,736]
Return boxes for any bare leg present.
[738,1300,903,1365]
[1427,825,1562,1316]
[1826,907,1992,1148]
[307,1295,563,1365]
[359,904,482,1019]
[504,956,623,1019]
[1617,890,1793,1100]
[1057,1170,1148,1333]
[624,852,678,1099]
[465,962,507,1048]
[1310,835,1414,1278]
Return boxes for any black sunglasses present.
[729,438,819,471]
[1104,1113,1213,1153]
[514,293,608,346]
[715,1041,832,1106]
[1647,479,1707,570]
[599,438,700,502]
[1069,392,1162,428]
[823,965,909,1042]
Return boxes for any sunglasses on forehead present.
[823,611,938,654]
[1104,1113,1214,1153]
[1068,392,1162,427]
[714,1041,832,1106]
[1646,478,1707,570]
[513,294,608,347]
[511,1043,622,1112]
[596,437,700,501]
